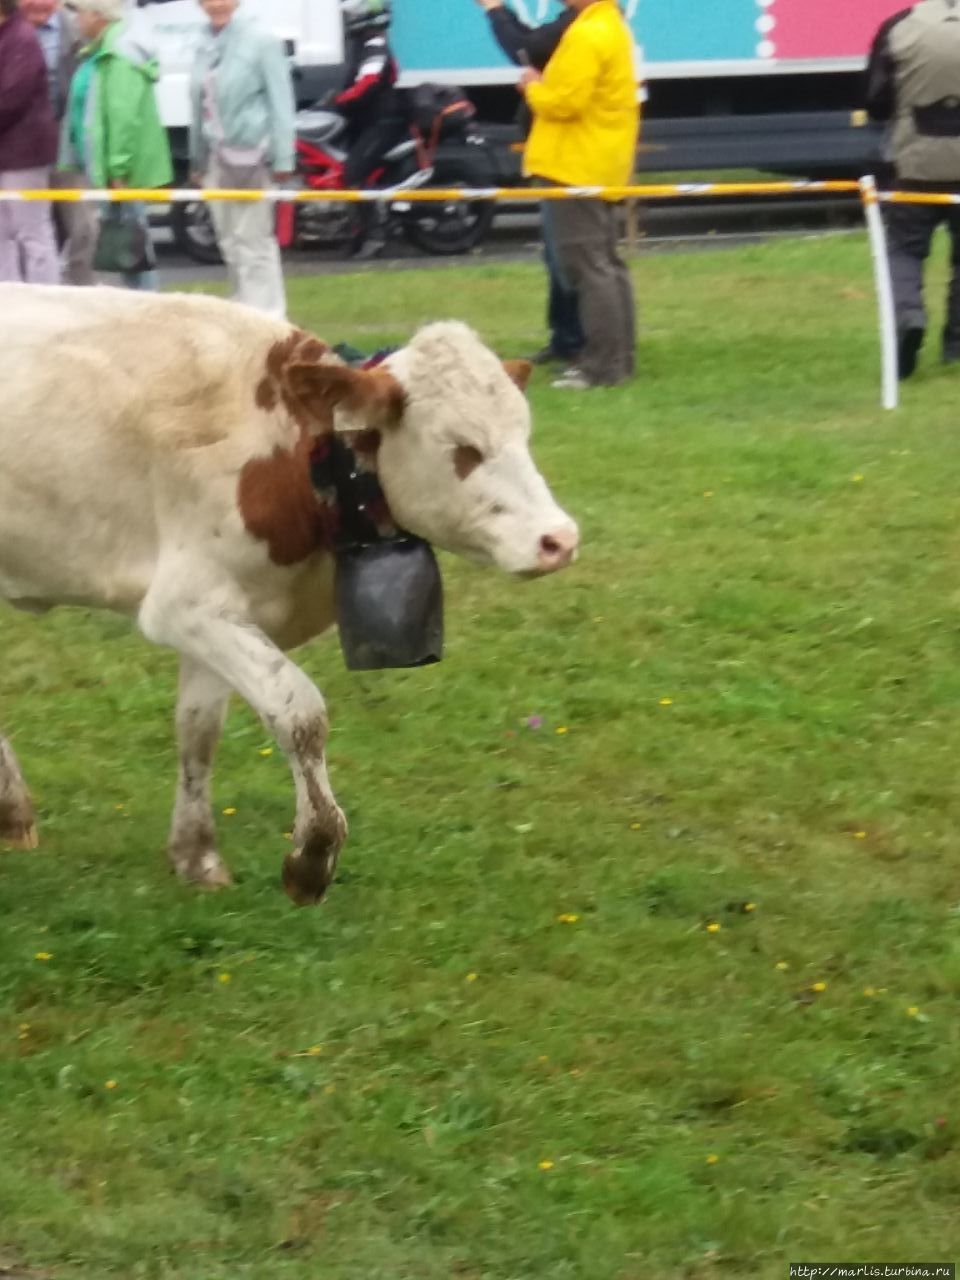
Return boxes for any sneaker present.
[897,324,925,381]
[551,367,592,391]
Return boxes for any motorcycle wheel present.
[170,200,223,265]
[402,156,495,257]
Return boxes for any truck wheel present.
[402,157,495,256]
[170,200,224,265]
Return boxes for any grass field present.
[3,231,960,1279]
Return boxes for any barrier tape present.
[0,180,863,204]
[0,173,941,414]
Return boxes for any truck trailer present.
[134,0,904,178]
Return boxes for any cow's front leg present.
[169,657,233,889]
[0,735,37,849]
[141,598,346,905]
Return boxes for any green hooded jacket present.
[60,21,172,189]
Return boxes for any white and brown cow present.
[0,285,577,904]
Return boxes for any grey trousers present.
[0,167,60,284]
[886,188,960,354]
[206,159,286,320]
[550,196,636,385]
[51,169,99,287]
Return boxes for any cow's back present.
[0,287,294,613]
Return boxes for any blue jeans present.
[542,201,585,358]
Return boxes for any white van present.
[130,0,345,128]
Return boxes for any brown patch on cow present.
[347,428,382,459]
[237,429,336,566]
[257,330,330,426]
[454,444,484,480]
[255,376,278,412]
[503,358,534,393]
[286,364,406,430]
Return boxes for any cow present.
[0,286,578,904]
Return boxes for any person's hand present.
[107,178,127,190]
[518,67,543,92]
[273,172,296,186]
[474,0,504,11]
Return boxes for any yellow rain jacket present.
[523,0,640,192]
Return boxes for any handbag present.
[94,205,157,275]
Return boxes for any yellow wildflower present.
[863,987,877,998]
[555,726,569,736]
[852,474,864,483]
[538,1160,554,1172]
[218,973,231,985]
[556,913,580,925]
[105,1080,118,1091]
[629,822,642,831]
[465,972,478,983]
[34,952,52,962]
[705,922,721,934]
[222,807,237,817]
[906,1006,920,1018]
[775,961,790,971]
[853,830,867,840]
[659,697,673,707]
[259,748,274,758]
[706,1154,720,1166]
[744,903,757,913]
[811,981,827,993]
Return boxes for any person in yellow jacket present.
[521,0,640,389]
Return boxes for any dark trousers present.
[549,196,636,385]
[886,180,960,355]
[343,116,409,243]
[542,201,585,358]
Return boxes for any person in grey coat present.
[190,0,296,319]
[867,0,960,378]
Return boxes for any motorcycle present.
[172,101,498,264]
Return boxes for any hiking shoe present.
[530,344,579,366]
[897,325,925,380]
[551,367,592,391]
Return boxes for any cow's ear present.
[286,363,406,432]
[503,359,534,393]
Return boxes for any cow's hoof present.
[171,849,234,890]
[1,822,39,850]
[282,843,339,907]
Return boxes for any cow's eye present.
[454,444,484,480]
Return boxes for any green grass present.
[3,233,960,1278]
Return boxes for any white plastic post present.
[860,175,899,411]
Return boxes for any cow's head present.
[285,323,578,577]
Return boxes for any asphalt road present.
[155,197,862,285]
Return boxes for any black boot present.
[897,323,925,381]
[350,235,387,262]
[942,326,960,365]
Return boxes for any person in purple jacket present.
[0,0,60,283]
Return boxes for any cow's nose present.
[537,526,579,573]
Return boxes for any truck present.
[134,0,904,180]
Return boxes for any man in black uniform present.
[867,0,960,378]
[335,0,407,258]
[475,0,584,366]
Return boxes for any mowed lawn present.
[4,233,960,1280]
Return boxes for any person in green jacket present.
[61,0,172,290]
